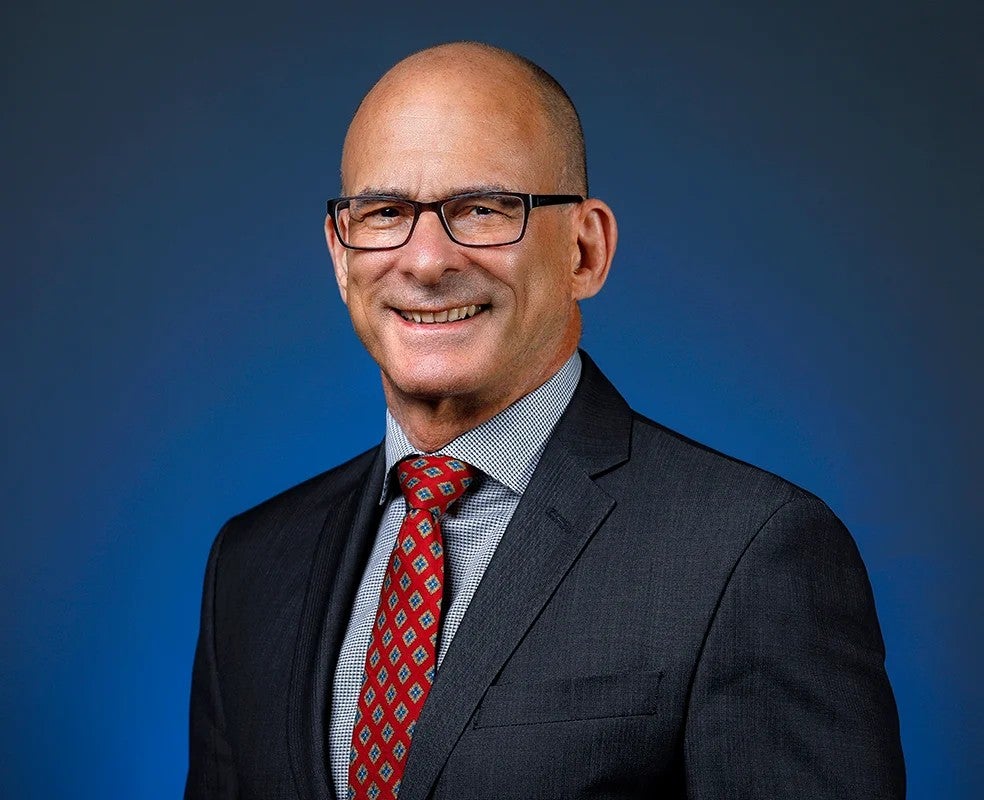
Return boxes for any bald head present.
[341,42,588,196]
[325,41,618,443]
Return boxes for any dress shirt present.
[328,352,582,793]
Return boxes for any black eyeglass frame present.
[325,192,584,250]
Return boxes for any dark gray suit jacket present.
[185,353,904,799]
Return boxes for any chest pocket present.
[473,669,663,729]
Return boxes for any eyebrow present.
[350,183,515,199]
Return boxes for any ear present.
[325,213,350,304]
[571,199,617,300]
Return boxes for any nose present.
[397,208,462,285]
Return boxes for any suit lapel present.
[397,353,633,800]
[288,446,386,800]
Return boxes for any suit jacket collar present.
[286,351,633,800]
[397,351,633,800]
[287,445,387,800]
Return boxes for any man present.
[186,42,904,799]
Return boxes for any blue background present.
[3,2,980,797]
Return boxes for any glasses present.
[326,191,584,250]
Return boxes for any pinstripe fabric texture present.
[328,352,581,793]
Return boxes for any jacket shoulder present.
[212,444,380,558]
[625,410,837,533]
[237,445,377,520]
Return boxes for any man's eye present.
[371,206,403,218]
[352,204,411,224]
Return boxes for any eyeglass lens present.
[337,193,526,248]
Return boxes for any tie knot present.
[397,455,476,515]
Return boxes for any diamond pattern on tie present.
[348,455,476,799]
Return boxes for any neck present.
[383,388,517,453]
[382,353,573,453]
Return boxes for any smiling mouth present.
[397,304,487,324]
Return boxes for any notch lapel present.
[397,353,633,800]
[288,447,386,800]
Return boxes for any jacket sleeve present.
[683,494,905,798]
[185,524,239,800]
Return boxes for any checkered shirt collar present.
[380,351,582,503]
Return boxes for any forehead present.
[341,70,559,198]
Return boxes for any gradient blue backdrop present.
[3,2,980,797]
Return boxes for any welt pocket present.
[473,670,663,729]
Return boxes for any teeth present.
[401,304,483,324]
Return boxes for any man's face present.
[327,67,585,416]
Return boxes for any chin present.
[391,372,480,401]
[383,357,493,403]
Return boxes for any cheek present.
[525,260,575,313]
[343,258,387,308]
[504,244,572,306]
[342,272,382,340]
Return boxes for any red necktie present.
[348,455,476,800]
